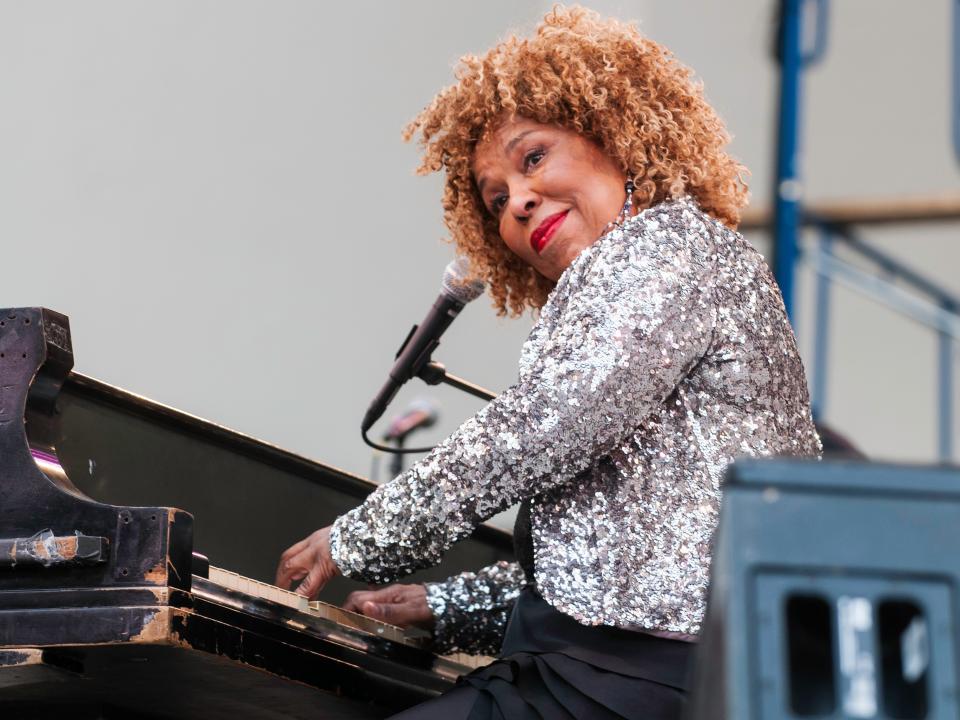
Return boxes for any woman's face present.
[473,117,627,281]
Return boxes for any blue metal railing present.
[805,223,959,461]
[771,0,829,321]
[772,0,960,461]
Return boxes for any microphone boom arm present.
[362,359,497,455]
[417,361,497,402]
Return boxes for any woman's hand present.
[343,583,434,630]
[275,526,340,599]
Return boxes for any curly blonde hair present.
[403,5,749,316]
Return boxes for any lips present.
[530,210,569,254]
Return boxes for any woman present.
[276,7,821,718]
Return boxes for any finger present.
[295,563,335,600]
[362,600,396,624]
[275,561,297,590]
[345,585,402,611]
[295,571,315,598]
[275,549,311,589]
[343,590,382,612]
[275,552,295,587]
[361,600,424,627]
[276,568,307,591]
[274,563,290,589]
[344,591,375,613]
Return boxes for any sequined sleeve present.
[424,561,527,655]
[330,207,718,582]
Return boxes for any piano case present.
[0,308,504,719]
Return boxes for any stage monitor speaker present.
[688,459,960,720]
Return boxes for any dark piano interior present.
[56,372,514,603]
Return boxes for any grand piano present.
[0,307,514,719]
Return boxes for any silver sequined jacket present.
[331,198,821,654]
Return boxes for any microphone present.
[361,258,484,434]
[383,398,439,442]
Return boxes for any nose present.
[507,182,539,223]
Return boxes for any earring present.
[604,178,636,233]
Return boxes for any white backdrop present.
[2,1,958,529]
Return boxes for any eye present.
[490,194,508,214]
[524,147,545,169]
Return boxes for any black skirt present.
[390,589,693,720]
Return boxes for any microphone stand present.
[385,361,493,474]
[362,359,496,457]
[389,435,406,478]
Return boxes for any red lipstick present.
[530,210,569,254]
